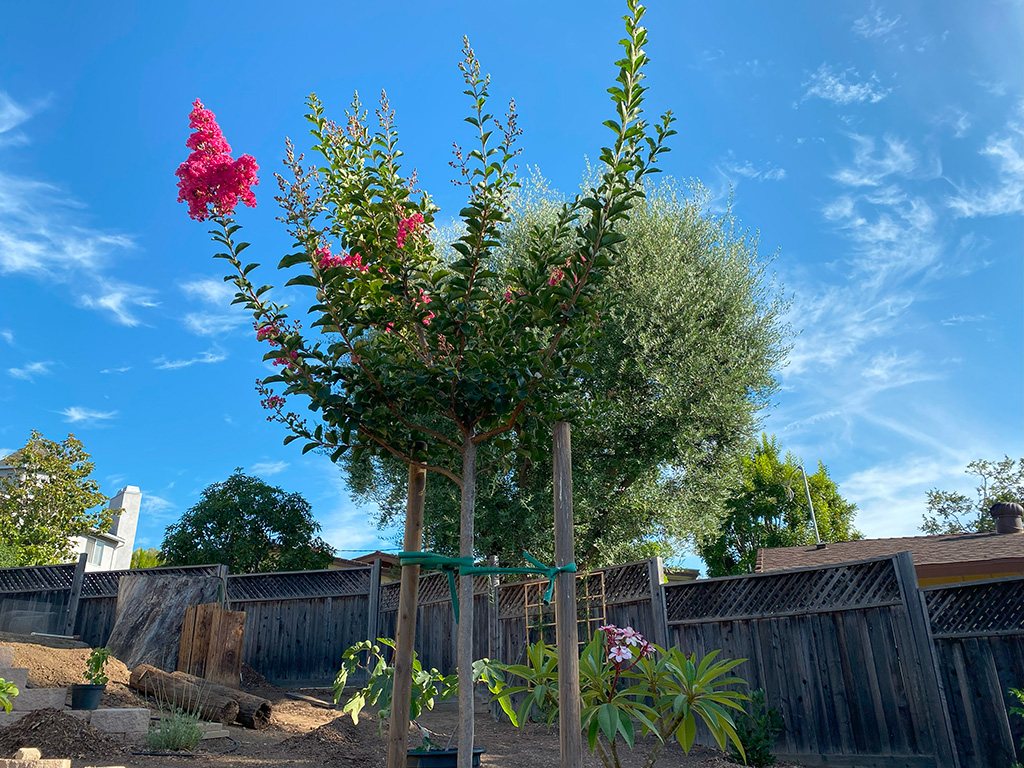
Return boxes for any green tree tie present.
[398,551,577,622]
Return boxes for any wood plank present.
[177,603,197,673]
[206,607,246,688]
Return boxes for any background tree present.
[920,456,1023,534]
[130,547,164,569]
[698,434,860,577]
[346,178,789,568]
[160,470,334,574]
[0,431,113,566]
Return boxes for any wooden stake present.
[554,421,583,768]
[386,459,427,768]
[457,438,477,768]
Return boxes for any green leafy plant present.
[0,678,20,714]
[1009,687,1023,768]
[499,626,749,768]
[147,676,205,752]
[730,688,783,766]
[84,647,111,686]
[333,638,515,742]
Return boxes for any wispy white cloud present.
[0,92,154,325]
[180,278,235,305]
[251,460,289,476]
[831,135,916,187]
[100,365,132,374]
[802,64,892,105]
[60,406,118,425]
[153,349,227,370]
[179,278,246,336]
[140,493,177,521]
[947,123,1024,218]
[0,92,32,147]
[935,107,971,139]
[852,5,902,40]
[0,329,12,345]
[941,314,987,326]
[8,360,53,381]
[79,280,159,326]
[722,158,787,182]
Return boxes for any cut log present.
[129,664,239,725]
[170,670,272,729]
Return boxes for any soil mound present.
[0,708,122,759]
[277,715,384,766]
[0,636,130,688]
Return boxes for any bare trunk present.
[386,460,427,768]
[457,438,477,768]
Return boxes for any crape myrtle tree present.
[176,2,673,763]
[0,431,114,566]
[346,179,789,568]
[698,434,861,577]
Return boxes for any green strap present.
[398,550,577,623]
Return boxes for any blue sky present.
[1,1,1021,571]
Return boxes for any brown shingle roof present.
[757,531,1023,572]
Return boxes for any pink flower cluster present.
[317,247,366,272]
[261,394,286,411]
[255,322,281,342]
[396,212,425,249]
[598,624,655,665]
[176,99,259,221]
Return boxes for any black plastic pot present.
[406,747,484,767]
[70,683,105,710]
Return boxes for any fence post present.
[217,564,230,609]
[647,556,669,649]
[62,553,88,637]
[367,558,382,642]
[487,555,502,720]
[892,551,960,768]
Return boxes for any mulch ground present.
[0,708,123,760]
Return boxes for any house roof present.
[756,531,1024,572]
[354,550,401,567]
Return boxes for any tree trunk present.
[386,460,427,768]
[457,437,477,768]
[554,421,583,768]
[128,664,239,725]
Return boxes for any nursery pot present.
[406,747,484,768]
[70,683,105,710]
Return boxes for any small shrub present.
[730,688,783,767]
[147,707,203,751]
[84,647,111,685]
[0,678,20,714]
[1010,687,1023,768]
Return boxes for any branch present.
[359,428,464,488]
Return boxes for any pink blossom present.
[176,99,259,221]
[422,311,435,325]
[343,252,367,271]
[608,645,632,663]
[504,290,513,302]
[261,394,286,410]
[396,212,425,249]
[255,322,281,342]
[620,626,642,647]
[350,353,361,365]
[317,247,344,269]
[548,267,565,286]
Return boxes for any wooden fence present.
[923,575,1024,768]
[1,552,1020,767]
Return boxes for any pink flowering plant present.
[498,625,749,768]
[177,1,672,760]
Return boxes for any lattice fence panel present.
[601,561,651,604]
[0,563,75,594]
[228,567,371,601]
[81,565,225,598]
[924,576,1024,637]
[380,582,401,612]
[665,557,901,623]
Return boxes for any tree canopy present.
[698,434,860,577]
[160,470,335,574]
[920,456,1023,535]
[345,179,790,568]
[0,431,113,566]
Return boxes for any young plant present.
[333,638,516,739]
[499,626,749,768]
[1010,687,1024,768]
[0,678,19,714]
[147,675,205,752]
[84,647,111,686]
[730,688,783,767]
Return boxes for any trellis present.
[923,574,1024,638]
[523,571,606,646]
[0,563,76,593]
[226,566,370,602]
[665,555,901,623]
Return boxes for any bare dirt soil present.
[1,634,803,768]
